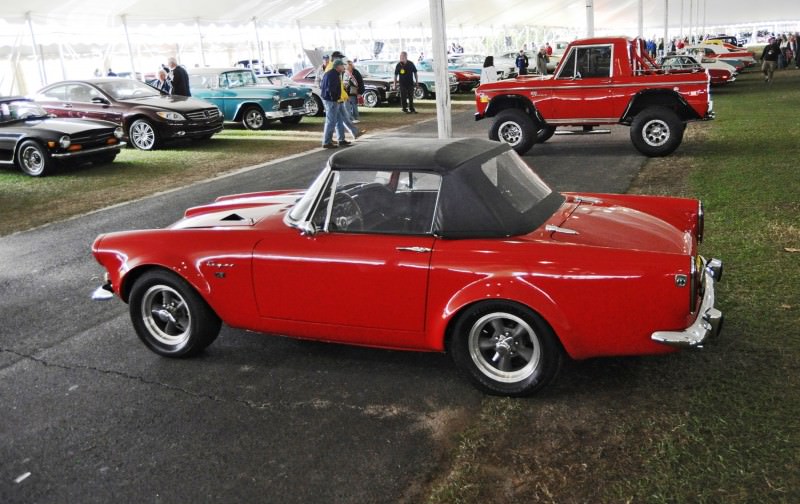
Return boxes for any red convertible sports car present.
[91,138,723,396]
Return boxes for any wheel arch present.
[118,263,212,308]
[433,280,573,358]
[484,94,542,122]
[232,101,266,122]
[622,89,700,124]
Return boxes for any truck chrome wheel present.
[468,312,541,383]
[641,118,671,147]
[630,107,683,157]
[488,109,536,155]
[497,121,523,146]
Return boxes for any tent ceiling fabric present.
[2,0,795,30]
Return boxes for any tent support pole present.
[664,0,669,56]
[638,0,643,38]
[429,0,451,139]
[196,18,206,67]
[296,20,306,62]
[253,17,264,70]
[585,0,594,38]
[25,12,46,86]
[121,15,137,78]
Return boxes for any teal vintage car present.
[188,68,312,130]
[358,60,458,100]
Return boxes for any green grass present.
[424,68,800,503]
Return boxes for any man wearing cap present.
[320,59,362,148]
[315,54,330,89]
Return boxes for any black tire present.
[362,89,380,108]
[17,140,53,176]
[413,84,429,100]
[537,125,556,143]
[129,270,221,357]
[450,301,563,396]
[629,107,684,157]
[488,109,537,155]
[241,105,266,130]
[309,95,324,117]
[128,119,159,150]
[279,116,303,125]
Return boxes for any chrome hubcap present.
[498,121,523,146]
[642,119,670,147]
[131,122,155,149]
[469,312,541,383]
[245,110,264,129]
[141,285,191,346]
[21,146,44,173]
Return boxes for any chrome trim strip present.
[396,246,432,253]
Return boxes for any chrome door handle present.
[396,246,431,253]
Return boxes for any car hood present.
[550,201,690,254]
[172,190,302,229]
[120,95,216,111]
[25,117,116,134]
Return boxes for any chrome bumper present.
[652,258,723,348]
[51,142,125,159]
[91,280,115,301]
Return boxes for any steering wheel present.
[330,193,363,232]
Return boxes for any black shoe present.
[339,140,352,146]
[322,143,338,149]
[354,129,366,139]
[410,109,418,114]
[402,109,409,113]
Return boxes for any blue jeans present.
[322,99,339,145]
[335,101,358,141]
[347,95,359,120]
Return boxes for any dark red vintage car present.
[91,138,723,396]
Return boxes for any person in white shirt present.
[480,56,498,84]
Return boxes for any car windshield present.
[96,80,161,100]
[0,100,49,123]
[264,75,293,86]
[222,70,258,87]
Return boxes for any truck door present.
[550,44,613,121]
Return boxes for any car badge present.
[675,274,688,287]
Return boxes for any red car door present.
[252,232,434,334]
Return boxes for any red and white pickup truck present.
[474,37,714,157]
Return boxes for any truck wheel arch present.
[622,89,700,124]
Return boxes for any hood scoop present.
[221,213,246,222]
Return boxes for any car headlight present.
[58,135,71,149]
[272,95,280,102]
[113,127,124,139]
[156,111,186,121]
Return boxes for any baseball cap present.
[333,59,345,67]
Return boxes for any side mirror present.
[91,97,110,105]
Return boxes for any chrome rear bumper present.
[652,258,723,348]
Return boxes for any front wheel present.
[309,95,324,116]
[129,270,221,357]
[17,140,53,176]
[362,89,379,108]
[413,84,429,100]
[450,301,563,396]
[128,119,159,150]
[242,106,266,130]
[630,107,684,157]
[488,109,537,155]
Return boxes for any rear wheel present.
[17,140,53,176]
[488,109,537,155]
[242,106,266,130]
[413,84,429,100]
[450,301,563,396]
[309,95,324,116]
[129,270,221,357]
[630,107,684,157]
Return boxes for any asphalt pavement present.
[0,107,645,503]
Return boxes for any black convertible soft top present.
[329,137,509,173]
[329,138,565,239]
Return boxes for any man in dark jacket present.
[515,50,529,75]
[167,57,191,96]
[761,37,781,84]
[320,60,345,148]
